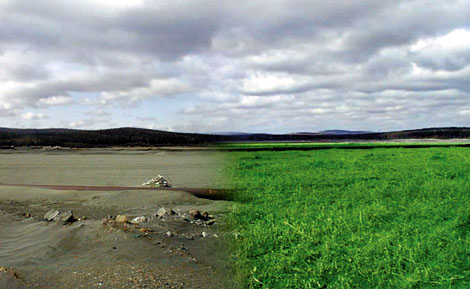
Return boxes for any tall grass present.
[228,147,470,288]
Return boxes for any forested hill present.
[0,127,470,147]
[0,127,228,147]
[232,127,470,142]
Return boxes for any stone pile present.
[142,175,171,188]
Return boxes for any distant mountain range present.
[220,130,372,136]
[212,132,254,136]
[1,127,470,147]
[290,130,373,135]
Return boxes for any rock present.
[44,209,77,223]
[186,235,195,240]
[44,209,60,222]
[156,208,168,218]
[189,209,199,217]
[21,212,31,218]
[156,208,177,218]
[165,231,173,237]
[206,219,216,226]
[201,231,207,238]
[130,216,148,224]
[139,227,153,233]
[60,211,77,223]
[189,209,209,221]
[115,215,128,223]
[142,175,171,187]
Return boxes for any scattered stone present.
[189,209,203,220]
[60,210,77,223]
[185,235,195,240]
[201,231,207,238]
[20,212,31,218]
[115,215,128,223]
[206,219,216,226]
[139,227,153,234]
[189,209,199,217]
[0,266,22,280]
[130,216,148,224]
[165,231,173,237]
[156,207,177,218]
[156,208,168,218]
[142,175,171,187]
[189,209,210,221]
[44,209,60,222]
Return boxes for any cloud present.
[99,78,193,105]
[22,112,47,120]
[459,109,470,116]
[37,96,73,106]
[0,0,469,132]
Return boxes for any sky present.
[0,0,469,133]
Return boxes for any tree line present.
[1,127,469,147]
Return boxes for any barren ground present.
[0,149,233,289]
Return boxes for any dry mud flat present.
[0,149,233,289]
[0,191,232,289]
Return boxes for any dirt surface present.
[0,149,234,289]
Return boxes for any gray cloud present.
[0,0,469,132]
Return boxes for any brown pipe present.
[0,183,232,200]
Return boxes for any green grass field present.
[220,142,470,151]
[227,146,470,288]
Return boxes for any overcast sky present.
[1,0,469,133]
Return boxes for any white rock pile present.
[142,175,171,188]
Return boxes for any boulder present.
[189,209,209,221]
[130,216,148,224]
[206,219,216,226]
[60,211,77,223]
[115,215,128,223]
[156,208,168,218]
[44,209,60,222]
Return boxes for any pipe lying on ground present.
[0,183,232,201]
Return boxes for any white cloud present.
[242,73,313,95]
[37,96,73,106]
[99,78,192,105]
[459,109,470,116]
[22,112,47,120]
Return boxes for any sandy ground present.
[0,149,234,289]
